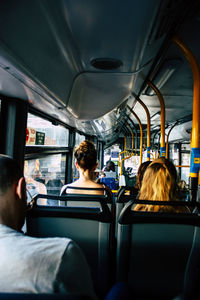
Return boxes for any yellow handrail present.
[118,150,127,166]
[147,80,165,157]
[127,105,143,165]
[120,153,134,175]
[173,35,200,201]
[136,97,151,161]
[124,136,127,150]
[166,121,178,159]
[175,165,190,168]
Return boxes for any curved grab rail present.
[136,97,151,161]
[166,121,178,159]
[147,80,165,157]
[120,153,134,176]
[127,123,134,150]
[127,105,143,165]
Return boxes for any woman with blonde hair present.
[133,157,189,213]
[134,160,152,190]
[61,140,105,195]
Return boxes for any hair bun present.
[74,140,97,171]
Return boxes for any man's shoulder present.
[24,234,73,252]
[0,225,73,256]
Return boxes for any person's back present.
[0,225,94,295]
[0,155,96,298]
[61,141,105,196]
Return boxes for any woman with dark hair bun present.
[61,140,105,195]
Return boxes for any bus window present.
[25,154,66,204]
[181,144,190,185]
[26,113,69,147]
[72,133,85,181]
[75,133,85,147]
[25,113,69,204]
[169,144,179,167]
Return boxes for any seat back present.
[183,226,200,300]
[100,177,116,190]
[115,188,138,237]
[0,294,91,300]
[117,200,200,299]
[26,193,113,298]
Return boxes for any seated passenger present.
[133,157,190,213]
[61,140,105,195]
[124,161,151,196]
[0,155,96,298]
[46,178,63,206]
[177,179,190,201]
[24,160,47,205]
[103,160,115,172]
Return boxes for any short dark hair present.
[104,161,115,172]
[0,155,23,193]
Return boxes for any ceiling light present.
[145,58,182,95]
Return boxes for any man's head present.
[0,155,26,231]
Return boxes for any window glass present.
[169,144,179,166]
[181,144,190,151]
[181,152,190,185]
[25,154,66,205]
[75,132,85,147]
[26,113,69,146]
[170,143,190,185]
[72,133,85,181]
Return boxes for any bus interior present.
[0,0,200,299]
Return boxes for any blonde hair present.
[135,158,182,212]
[135,161,152,189]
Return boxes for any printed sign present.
[26,127,36,145]
[35,131,45,145]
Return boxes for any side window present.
[72,133,85,181]
[25,154,66,204]
[26,113,68,147]
[181,144,190,185]
[25,113,69,205]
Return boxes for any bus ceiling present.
[0,1,199,145]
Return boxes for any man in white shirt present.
[0,155,96,298]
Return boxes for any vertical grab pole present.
[173,35,200,202]
[127,123,134,150]
[124,135,127,150]
[136,97,151,161]
[127,105,143,165]
[147,80,166,157]
[166,121,178,159]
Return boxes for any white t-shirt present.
[0,224,96,298]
